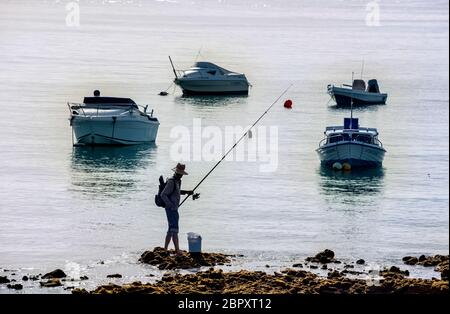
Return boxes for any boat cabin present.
[82,96,138,109]
[182,62,245,79]
[351,79,381,93]
[322,118,382,147]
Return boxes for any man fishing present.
[161,163,199,254]
[159,86,292,254]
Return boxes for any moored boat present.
[68,91,159,146]
[328,79,388,107]
[170,57,250,96]
[316,117,386,168]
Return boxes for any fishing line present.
[179,84,294,207]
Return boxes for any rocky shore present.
[70,249,449,295]
[138,247,232,270]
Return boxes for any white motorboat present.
[68,91,159,146]
[328,79,388,107]
[170,57,250,95]
[316,117,386,168]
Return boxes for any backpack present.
[154,176,167,208]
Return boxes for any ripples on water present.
[0,0,448,292]
[70,145,157,199]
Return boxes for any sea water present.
[0,0,448,293]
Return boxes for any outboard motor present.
[367,80,381,93]
[352,79,366,91]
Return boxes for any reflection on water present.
[70,145,156,198]
[328,103,385,113]
[175,95,248,107]
[318,166,385,207]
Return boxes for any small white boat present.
[170,57,250,96]
[328,79,388,107]
[316,117,386,168]
[68,91,159,146]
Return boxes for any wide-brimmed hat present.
[172,163,188,175]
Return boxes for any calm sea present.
[0,0,448,293]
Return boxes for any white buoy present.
[332,162,343,171]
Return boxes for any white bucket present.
[187,232,202,253]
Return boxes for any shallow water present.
[0,0,448,293]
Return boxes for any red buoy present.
[284,99,293,109]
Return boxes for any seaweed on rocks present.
[139,247,232,270]
[402,255,449,280]
[73,267,448,295]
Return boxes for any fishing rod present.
[179,84,293,207]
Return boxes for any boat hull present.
[329,86,387,107]
[71,116,159,146]
[175,79,249,96]
[316,142,386,168]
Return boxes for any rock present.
[7,284,23,290]
[265,265,270,268]
[403,256,419,265]
[29,275,39,281]
[139,247,231,270]
[0,276,10,284]
[40,279,62,288]
[327,270,342,279]
[305,249,337,264]
[321,264,328,270]
[107,274,122,279]
[22,276,29,281]
[292,263,303,268]
[381,266,410,277]
[80,276,89,280]
[344,265,354,269]
[42,269,67,279]
[76,264,449,295]
[356,259,365,265]
[401,255,448,280]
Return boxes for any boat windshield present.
[327,133,374,145]
[83,97,138,109]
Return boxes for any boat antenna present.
[179,84,294,208]
[361,59,365,80]
[350,95,354,129]
[194,46,203,62]
[168,56,178,79]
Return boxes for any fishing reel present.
[192,193,201,201]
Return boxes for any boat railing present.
[374,138,383,148]
[67,102,154,118]
[325,126,378,133]
[319,134,384,148]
